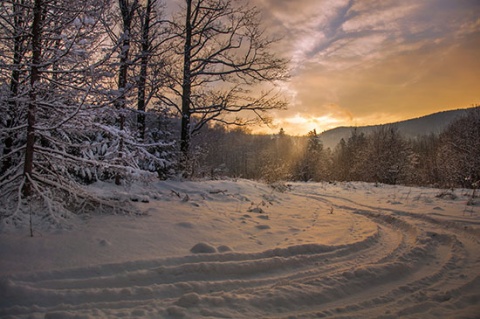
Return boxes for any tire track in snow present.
[280,187,480,318]
[1,185,479,318]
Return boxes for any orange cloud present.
[248,0,480,135]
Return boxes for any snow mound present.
[190,242,217,254]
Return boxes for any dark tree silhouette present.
[160,0,288,172]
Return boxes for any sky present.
[249,0,480,135]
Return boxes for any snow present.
[1,179,479,318]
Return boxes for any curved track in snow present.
[1,182,479,318]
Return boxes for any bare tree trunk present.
[23,0,43,197]
[180,0,193,165]
[115,0,137,185]
[2,0,25,176]
[170,0,288,171]
[137,0,153,141]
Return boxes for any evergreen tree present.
[293,129,325,182]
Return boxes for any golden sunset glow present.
[274,113,347,134]
[252,0,480,135]
[270,112,407,135]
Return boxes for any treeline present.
[194,107,480,189]
[0,0,287,219]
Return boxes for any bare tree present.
[361,126,411,185]
[113,0,139,184]
[437,107,480,188]
[160,0,288,169]
[22,0,43,197]
[136,0,153,141]
[0,0,138,228]
[97,0,175,184]
[135,0,173,138]
[0,0,31,176]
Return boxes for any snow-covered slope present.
[1,180,479,318]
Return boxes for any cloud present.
[250,0,480,135]
[256,0,354,70]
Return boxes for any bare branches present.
[0,0,288,225]
[167,0,289,162]
[0,0,152,227]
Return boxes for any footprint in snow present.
[98,239,110,247]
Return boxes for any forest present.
[193,112,480,189]
[1,0,479,222]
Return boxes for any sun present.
[269,114,347,136]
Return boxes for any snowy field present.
[0,179,479,318]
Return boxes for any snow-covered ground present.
[1,179,479,318]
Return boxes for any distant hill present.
[318,107,477,149]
